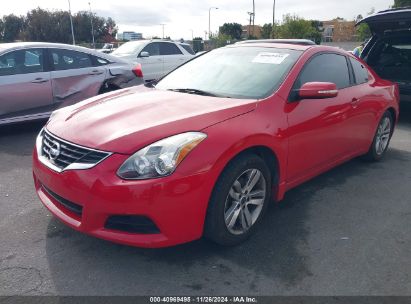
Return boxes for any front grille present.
[40,130,110,171]
[42,185,83,216]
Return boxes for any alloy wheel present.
[375,116,391,155]
[224,168,266,235]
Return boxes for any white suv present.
[112,40,195,81]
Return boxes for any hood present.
[46,86,257,154]
[356,8,411,34]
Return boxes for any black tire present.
[204,154,272,246]
[363,111,394,162]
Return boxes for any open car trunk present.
[365,34,411,99]
[357,8,411,100]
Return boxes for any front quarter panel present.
[174,97,288,207]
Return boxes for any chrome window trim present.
[36,128,113,173]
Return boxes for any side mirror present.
[139,51,150,58]
[299,82,338,99]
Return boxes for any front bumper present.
[32,148,214,248]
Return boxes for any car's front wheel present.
[364,111,394,161]
[205,154,271,246]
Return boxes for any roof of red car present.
[228,43,349,55]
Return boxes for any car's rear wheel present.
[364,111,394,161]
[204,154,271,246]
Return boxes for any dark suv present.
[358,8,411,102]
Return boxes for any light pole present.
[272,0,276,38]
[208,7,218,40]
[160,24,165,39]
[68,0,75,45]
[190,29,194,40]
[88,2,95,49]
[252,0,255,36]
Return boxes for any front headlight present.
[117,132,207,180]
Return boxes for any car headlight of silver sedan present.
[117,132,207,180]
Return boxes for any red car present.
[33,42,399,248]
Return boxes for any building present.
[241,25,263,39]
[321,19,356,42]
[117,31,143,41]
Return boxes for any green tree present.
[2,14,24,42]
[274,14,320,42]
[0,19,4,41]
[261,23,273,39]
[219,23,242,40]
[392,0,411,7]
[210,33,232,48]
[6,8,118,44]
[357,23,371,41]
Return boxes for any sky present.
[3,0,393,40]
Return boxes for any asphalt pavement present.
[0,105,410,296]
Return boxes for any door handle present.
[31,78,49,83]
[351,97,360,108]
[89,70,104,75]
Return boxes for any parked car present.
[0,42,144,125]
[357,7,411,102]
[97,43,116,54]
[33,42,399,248]
[111,39,195,81]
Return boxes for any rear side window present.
[141,43,160,56]
[297,53,351,89]
[0,49,44,76]
[350,57,369,84]
[160,43,183,55]
[51,49,92,71]
[92,56,111,66]
[180,44,195,55]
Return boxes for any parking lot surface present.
[1,105,411,296]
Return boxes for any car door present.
[138,42,163,81]
[49,48,106,106]
[160,42,185,75]
[0,48,53,120]
[286,53,358,184]
[346,56,380,152]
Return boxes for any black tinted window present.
[92,56,110,66]
[297,53,350,89]
[160,43,182,55]
[141,43,160,56]
[0,49,44,76]
[350,57,369,84]
[51,49,92,70]
[181,44,195,55]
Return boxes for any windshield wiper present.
[167,88,226,97]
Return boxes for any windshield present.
[112,41,146,55]
[156,46,302,99]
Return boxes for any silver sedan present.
[0,42,144,125]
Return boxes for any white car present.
[111,40,195,81]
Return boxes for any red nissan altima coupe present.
[33,42,399,248]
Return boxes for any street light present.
[160,24,165,39]
[88,2,95,49]
[67,0,75,45]
[272,0,276,38]
[208,7,218,40]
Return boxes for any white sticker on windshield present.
[252,52,289,64]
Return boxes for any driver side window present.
[140,43,160,57]
[297,53,350,90]
[290,53,351,101]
